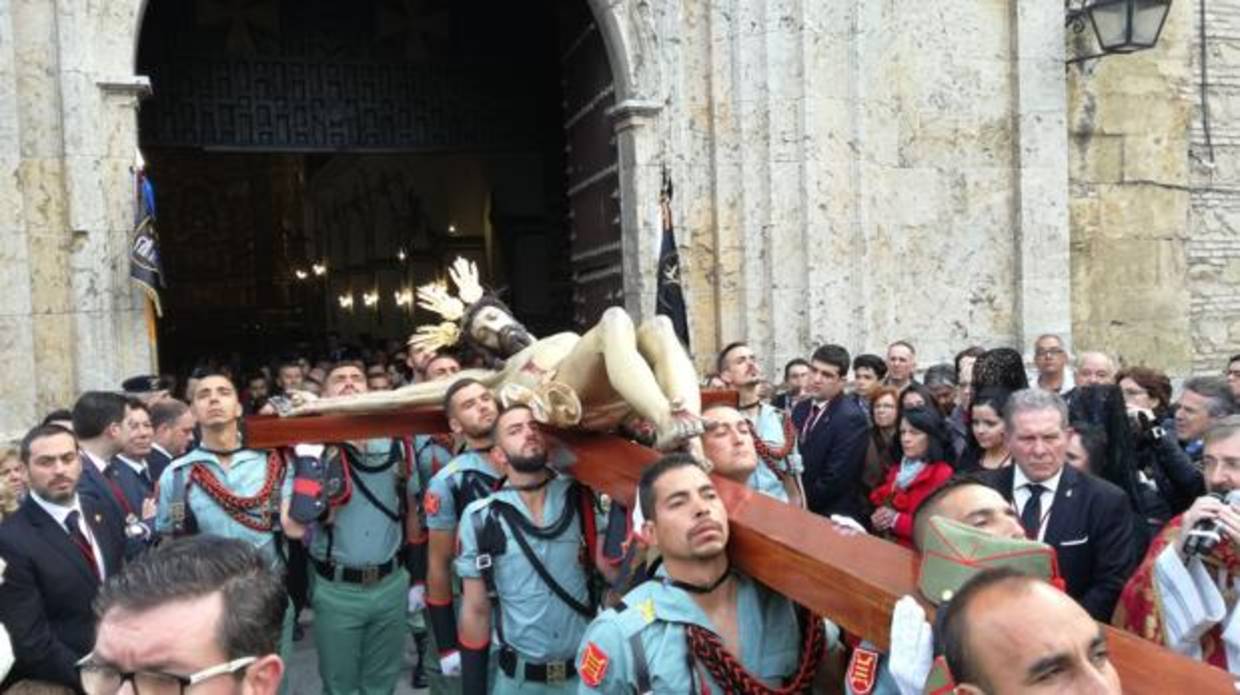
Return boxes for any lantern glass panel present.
[1090,0,1130,50]
[1132,0,1171,45]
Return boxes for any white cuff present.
[1154,544,1226,652]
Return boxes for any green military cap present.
[917,515,1061,606]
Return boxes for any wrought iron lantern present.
[1067,0,1172,58]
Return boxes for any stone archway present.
[115,0,667,345]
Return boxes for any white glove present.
[407,584,427,613]
[829,514,868,535]
[440,650,462,677]
[294,443,325,459]
[0,623,12,684]
[887,595,934,695]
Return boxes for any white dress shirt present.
[1013,466,1063,542]
[29,490,107,579]
[116,454,150,481]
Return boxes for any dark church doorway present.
[136,0,622,375]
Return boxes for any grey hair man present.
[979,388,1137,620]
[1176,376,1238,463]
[82,535,286,695]
[1074,351,1116,387]
[1032,334,1071,394]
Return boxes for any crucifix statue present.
[289,258,705,451]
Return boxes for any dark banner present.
[656,169,690,349]
[130,169,165,316]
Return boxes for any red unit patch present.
[578,641,610,687]
[847,645,880,695]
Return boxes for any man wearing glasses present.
[79,535,285,695]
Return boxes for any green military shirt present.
[575,570,801,693]
[414,434,456,496]
[155,448,293,568]
[456,477,602,663]
[424,450,501,531]
[309,438,407,568]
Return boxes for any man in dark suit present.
[148,399,194,483]
[0,424,125,690]
[981,388,1137,621]
[110,399,157,515]
[792,344,870,520]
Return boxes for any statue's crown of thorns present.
[408,257,485,353]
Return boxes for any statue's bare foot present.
[653,399,706,451]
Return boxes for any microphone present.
[1185,490,1240,557]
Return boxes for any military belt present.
[498,647,576,683]
[311,556,397,586]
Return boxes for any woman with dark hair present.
[957,387,1013,472]
[1065,422,1109,475]
[898,382,937,413]
[868,406,955,547]
[1116,367,1204,520]
[861,386,901,501]
[1068,384,1200,550]
[972,347,1029,393]
[1116,366,1174,422]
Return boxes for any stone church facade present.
[0,0,1234,439]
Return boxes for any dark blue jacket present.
[792,395,870,520]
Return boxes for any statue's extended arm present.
[289,368,502,416]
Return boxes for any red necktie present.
[802,403,825,440]
[64,510,101,581]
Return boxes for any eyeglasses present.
[1034,348,1065,358]
[78,654,257,695]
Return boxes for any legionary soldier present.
[409,350,462,688]
[294,361,426,695]
[153,372,297,692]
[456,404,609,692]
[700,404,790,503]
[425,377,503,692]
[577,455,830,693]
[717,342,805,508]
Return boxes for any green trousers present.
[311,568,408,695]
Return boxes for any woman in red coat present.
[869,405,956,547]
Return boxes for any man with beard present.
[423,378,502,693]
[0,425,124,690]
[700,404,792,504]
[148,398,194,482]
[456,405,609,692]
[1114,416,1240,675]
[716,343,804,507]
[305,362,422,695]
[577,454,828,693]
[153,371,298,693]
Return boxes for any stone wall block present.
[0,314,36,440]
[26,231,72,314]
[17,157,67,233]
[1070,133,1123,184]
[1122,132,1189,184]
[30,311,75,414]
[1095,183,1189,240]
[0,230,32,315]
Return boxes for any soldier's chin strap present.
[667,561,733,595]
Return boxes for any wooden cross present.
[245,393,1230,692]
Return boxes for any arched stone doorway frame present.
[100,0,668,368]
